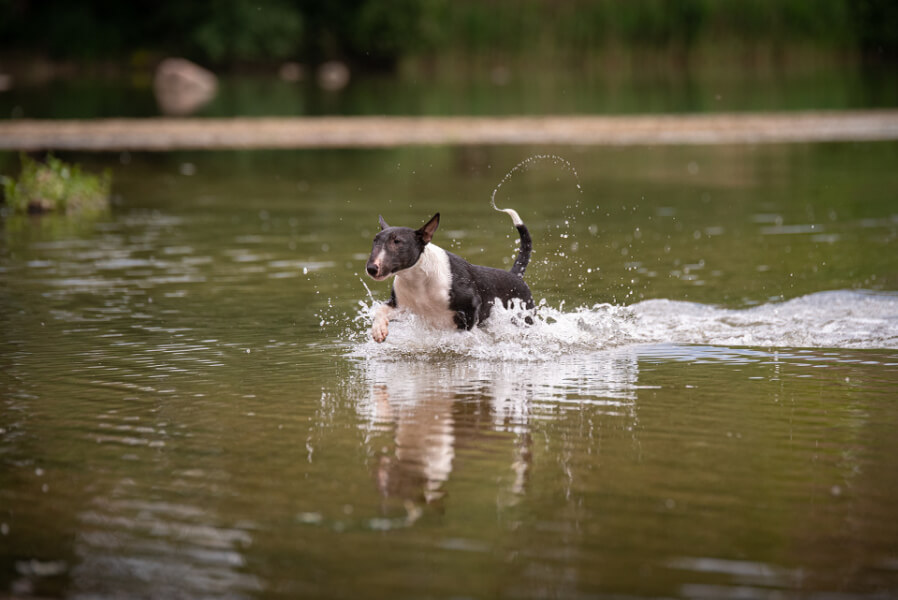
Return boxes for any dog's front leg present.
[371,303,395,342]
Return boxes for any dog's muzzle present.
[366,262,390,280]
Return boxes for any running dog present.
[366,209,534,342]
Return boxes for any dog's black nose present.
[366,264,378,277]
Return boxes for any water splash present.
[346,290,898,362]
[358,276,376,303]
[490,154,582,214]
[487,155,596,299]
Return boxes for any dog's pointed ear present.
[418,213,440,244]
[378,215,389,230]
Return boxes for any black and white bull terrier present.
[365,208,534,342]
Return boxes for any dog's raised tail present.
[495,206,532,277]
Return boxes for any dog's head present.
[366,213,439,281]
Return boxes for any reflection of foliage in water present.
[1,212,105,248]
[1,154,111,216]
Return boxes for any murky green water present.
[2,143,898,598]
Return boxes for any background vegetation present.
[1,0,896,72]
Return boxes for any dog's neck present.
[396,243,449,284]
[392,243,455,328]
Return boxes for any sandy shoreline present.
[2,111,898,151]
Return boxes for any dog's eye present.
[392,239,401,245]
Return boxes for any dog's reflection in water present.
[357,353,640,517]
[362,362,536,514]
[372,383,458,505]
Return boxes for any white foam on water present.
[347,290,898,362]
[628,290,898,350]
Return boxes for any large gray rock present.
[316,60,350,91]
[153,58,218,116]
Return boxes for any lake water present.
[2,143,898,598]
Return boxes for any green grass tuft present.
[1,155,111,216]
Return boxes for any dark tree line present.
[1,0,895,70]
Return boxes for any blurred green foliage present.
[1,155,111,215]
[0,0,895,68]
[189,0,303,62]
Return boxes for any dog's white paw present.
[371,317,389,343]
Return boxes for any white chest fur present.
[393,244,457,329]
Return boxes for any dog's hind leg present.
[453,294,481,330]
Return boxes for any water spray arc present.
[490,154,583,218]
